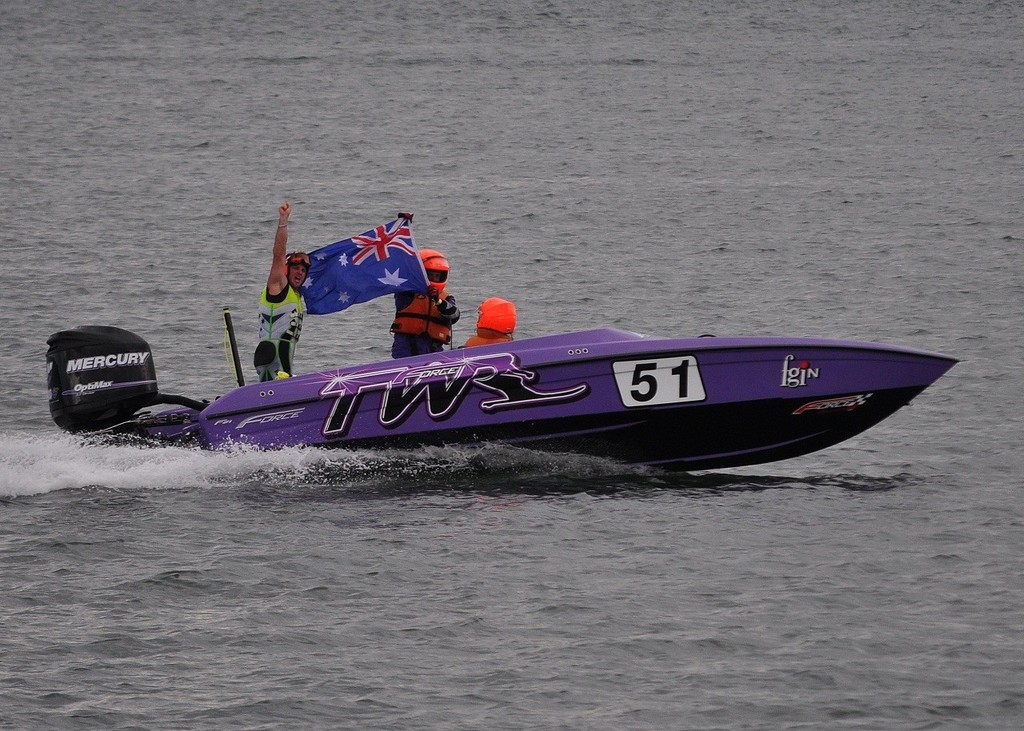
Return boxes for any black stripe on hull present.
[324,386,925,472]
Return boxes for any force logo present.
[236,408,304,429]
[793,393,873,415]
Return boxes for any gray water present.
[2,1,1022,728]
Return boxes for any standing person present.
[390,248,460,358]
[254,202,310,381]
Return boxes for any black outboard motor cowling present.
[47,326,160,432]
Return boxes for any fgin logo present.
[781,355,820,388]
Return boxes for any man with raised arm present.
[254,202,310,381]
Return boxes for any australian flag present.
[301,215,429,315]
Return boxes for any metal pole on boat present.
[222,307,245,387]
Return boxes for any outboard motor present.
[46,326,160,432]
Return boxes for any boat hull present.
[168,328,955,471]
[315,385,928,471]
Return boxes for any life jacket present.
[391,291,453,344]
[464,328,513,348]
[257,286,305,379]
[258,284,305,344]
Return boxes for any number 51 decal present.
[612,356,706,408]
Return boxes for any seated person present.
[464,297,516,347]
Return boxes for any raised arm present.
[266,202,292,296]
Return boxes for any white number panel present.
[612,356,706,408]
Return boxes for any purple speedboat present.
[46,325,956,471]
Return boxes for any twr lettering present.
[321,353,589,438]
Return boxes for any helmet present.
[285,251,311,285]
[477,297,517,335]
[286,251,311,269]
[419,248,450,286]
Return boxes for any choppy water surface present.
[2,1,1022,728]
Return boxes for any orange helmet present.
[477,297,517,335]
[419,248,450,287]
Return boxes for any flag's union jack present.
[351,221,416,264]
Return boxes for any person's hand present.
[397,211,414,221]
[427,285,439,301]
[278,201,292,225]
